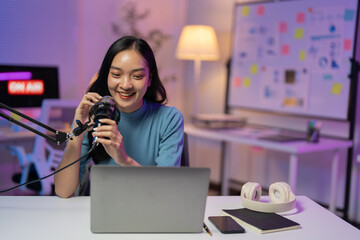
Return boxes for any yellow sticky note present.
[250,64,258,74]
[243,77,251,87]
[10,112,21,121]
[299,50,306,61]
[295,28,304,39]
[331,83,343,95]
[242,6,250,16]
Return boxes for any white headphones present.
[241,182,296,213]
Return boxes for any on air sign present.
[8,80,45,95]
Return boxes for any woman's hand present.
[92,118,134,165]
[75,92,102,124]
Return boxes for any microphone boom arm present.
[0,102,70,145]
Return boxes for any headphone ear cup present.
[241,182,262,201]
[269,182,292,203]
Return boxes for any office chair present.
[181,132,189,167]
[9,99,78,195]
[75,132,190,196]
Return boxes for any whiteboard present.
[228,0,359,120]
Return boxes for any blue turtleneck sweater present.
[79,100,184,180]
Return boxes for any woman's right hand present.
[74,92,103,124]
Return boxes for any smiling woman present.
[54,36,184,198]
[107,49,151,113]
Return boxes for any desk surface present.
[0,195,359,240]
[185,124,352,154]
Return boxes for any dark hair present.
[87,35,167,104]
[87,36,167,164]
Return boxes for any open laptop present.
[90,166,210,233]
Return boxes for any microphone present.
[88,96,120,146]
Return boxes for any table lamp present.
[176,25,220,115]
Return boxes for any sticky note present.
[242,6,250,16]
[233,76,241,87]
[344,39,352,51]
[257,6,265,16]
[243,77,251,87]
[10,112,21,121]
[331,83,343,95]
[283,97,297,107]
[279,22,287,33]
[281,44,290,55]
[299,50,306,61]
[250,64,258,74]
[295,28,304,39]
[344,9,355,21]
[323,74,333,80]
[23,109,35,119]
[296,12,305,23]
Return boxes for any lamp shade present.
[176,25,220,61]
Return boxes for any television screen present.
[0,65,59,108]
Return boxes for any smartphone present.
[208,216,245,234]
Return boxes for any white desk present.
[0,196,359,240]
[185,124,353,213]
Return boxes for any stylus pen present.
[203,223,212,236]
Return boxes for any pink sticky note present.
[344,39,352,50]
[281,45,290,55]
[296,13,305,23]
[233,76,241,87]
[23,109,35,119]
[257,6,265,16]
[279,22,287,33]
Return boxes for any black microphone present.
[88,96,120,147]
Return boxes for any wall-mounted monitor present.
[0,65,59,108]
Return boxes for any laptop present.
[90,166,210,233]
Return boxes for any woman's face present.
[108,49,151,113]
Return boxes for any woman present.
[54,36,184,198]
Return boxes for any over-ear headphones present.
[241,182,296,213]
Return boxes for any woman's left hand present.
[92,118,134,165]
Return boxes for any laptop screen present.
[90,166,210,233]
